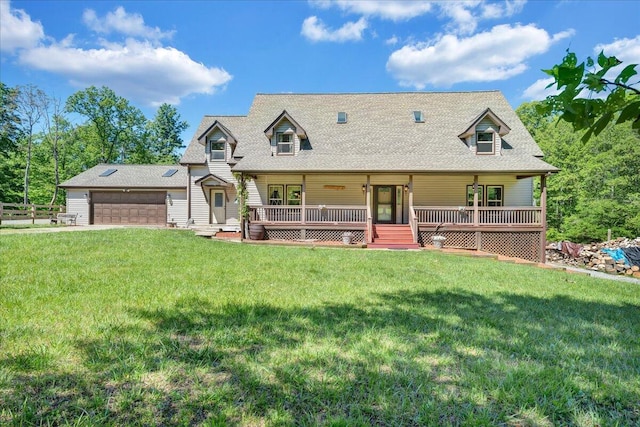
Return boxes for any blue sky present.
[1,0,639,144]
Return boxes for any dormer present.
[458,108,511,156]
[264,110,307,156]
[197,121,237,162]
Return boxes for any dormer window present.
[337,112,347,124]
[209,136,226,161]
[476,131,494,154]
[413,111,424,123]
[276,132,293,155]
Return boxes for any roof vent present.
[413,111,424,123]
[337,111,347,124]
[99,168,117,177]
[162,169,178,177]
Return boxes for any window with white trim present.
[268,185,284,205]
[486,185,503,206]
[286,185,301,205]
[476,131,494,154]
[276,133,293,155]
[209,140,225,161]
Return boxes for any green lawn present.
[1,229,639,426]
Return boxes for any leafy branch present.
[537,50,639,141]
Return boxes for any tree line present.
[0,83,188,205]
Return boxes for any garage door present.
[92,191,166,225]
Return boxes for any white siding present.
[189,161,240,227]
[189,167,211,225]
[166,190,188,226]
[66,189,90,226]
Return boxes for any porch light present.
[404,184,409,192]
[166,193,173,205]
[362,184,366,192]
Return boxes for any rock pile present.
[546,237,640,278]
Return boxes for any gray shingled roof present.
[59,164,187,188]
[181,91,558,174]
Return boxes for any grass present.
[1,228,639,426]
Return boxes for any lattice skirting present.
[419,230,476,249]
[264,228,365,243]
[419,229,543,262]
[480,231,542,262]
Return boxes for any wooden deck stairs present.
[368,224,421,249]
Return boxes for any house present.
[61,91,557,262]
[180,91,557,261]
[59,164,188,226]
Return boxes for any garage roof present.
[59,164,187,189]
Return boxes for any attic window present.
[476,131,495,154]
[337,111,347,124]
[413,111,424,123]
[99,169,117,177]
[162,169,178,177]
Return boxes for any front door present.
[211,189,226,224]
[374,186,395,224]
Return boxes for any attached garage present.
[91,191,167,225]
[59,164,188,226]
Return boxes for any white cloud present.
[0,0,45,52]
[301,16,367,42]
[522,77,559,100]
[385,35,399,46]
[595,35,640,67]
[2,3,231,105]
[310,0,433,22]
[386,24,571,89]
[19,39,231,106]
[309,1,526,33]
[82,6,174,42]
[439,0,527,35]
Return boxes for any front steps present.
[368,224,420,249]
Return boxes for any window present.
[486,185,503,206]
[337,111,348,124]
[476,131,494,154]
[162,169,178,177]
[213,192,224,208]
[210,140,225,160]
[268,185,284,205]
[286,185,302,205]
[413,110,424,123]
[276,133,293,155]
[466,184,484,207]
[99,168,117,177]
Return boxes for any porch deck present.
[248,205,545,262]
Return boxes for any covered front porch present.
[246,173,548,261]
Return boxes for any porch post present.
[302,174,306,225]
[366,175,371,209]
[473,174,479,226]
[408,175,414,211]
[540,174,547,263]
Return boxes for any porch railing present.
[250,205,367,224]
[413,206,542,226]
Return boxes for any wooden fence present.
[0,203,66,224]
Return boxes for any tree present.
[41,97,71,205]
[539,50,639,141]
[0,82,21,156]
[148,103,189,163]
[66,86,147,164]
[16,84,48,204]
[518,101,640,242]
